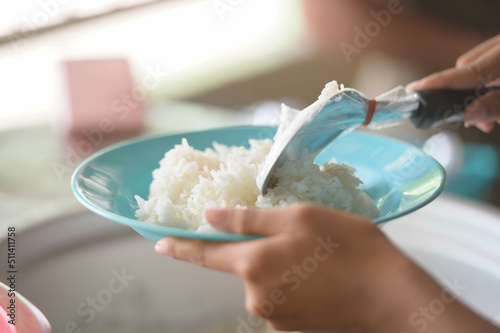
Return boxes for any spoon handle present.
[410,86,500,129]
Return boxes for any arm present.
[407,34,500,133]
[155,204,499,332]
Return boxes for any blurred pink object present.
[0,281,51,333]
[59,58,146,139]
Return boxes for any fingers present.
[206,207,289,236]
[406,67,466,91]
[154,207,291,273]
[463,90,500,131]
[456,35,500,67]
[407,43,500,91]
[407,36,500,132]
[153,207,294,274]
[155,237,241,273]
[407,64,490,91]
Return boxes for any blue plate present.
[71,126,446,242]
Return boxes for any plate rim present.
[71,125,446,241]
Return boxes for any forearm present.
[158,205,500,333]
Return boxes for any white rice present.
[134,139,380,232]
[135,80,379,231]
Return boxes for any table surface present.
[0,101,247,229]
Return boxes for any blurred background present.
[0,0,499,332]
[1,0,499,222]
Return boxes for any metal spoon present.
[257,85,500,194]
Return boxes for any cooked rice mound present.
[135,138,380,232]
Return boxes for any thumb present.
[205,208,287,236]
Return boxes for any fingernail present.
[205,208,228,227]
[155,239,168,254]
[406,80,421,92]
[464,104,488,125]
